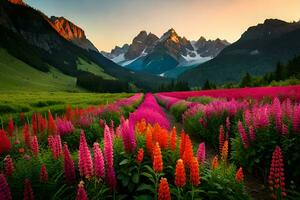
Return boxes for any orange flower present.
[182,135,194,168]
[153,123,161,144]
[158,178,171,200]
[174,159,186,187]
[235,167,244,182]
[136,148,144,164]
[153,142,163,173]
[136,119,147,134]
[170,127,177,151]
[212,156,219,169]
[159,129,169,150]
[179,130,186,158]
[145,127,153,156]
[221,140,229,163]
[18,148,25,154]
[190,157,200,186]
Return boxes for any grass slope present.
[0,48,80,92]
[77,57,115,80]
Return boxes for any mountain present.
[179,19,300,86]
[0,0,169,91]
[102,29,229,77]
[49,16,99,52]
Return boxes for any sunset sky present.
[25,0,300,51]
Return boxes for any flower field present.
[0,87,300,199]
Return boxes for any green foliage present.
[187,96,216,105]
[170,101,188,121]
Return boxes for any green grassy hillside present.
[0,48,81,92]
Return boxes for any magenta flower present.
[238,121,249,148]
[48,135,62,159]
[63,144,76,184]
[56,117,74,135]
[78,130,94,179]
[0,173,12,200]
[23,179,34,200]
[4,155,14,177]
[76,181,88,200]
[196,142,206,164]
[93,142,105,179]
[31,135,39,156]
[293,105,300,133]
[248,125,256,141]
[104,125,116,188]
[40,164,48,183]
[120,119,136,153]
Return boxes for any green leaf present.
[132,173,139,184]
[134,195,153,200]
[141,172,155,184]
[119,159,129,165]
[136,184,155,193]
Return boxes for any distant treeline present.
[158,80,190,92]
[201,55,300,90]
[76,71,129,93]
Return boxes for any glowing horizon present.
[24,0,300,52]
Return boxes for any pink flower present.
[248,125,256,141]
[40,164,48,183]
[196,142,206,164]
[4,155,14,177]
[244,109,252,127]
[293,105,300,133]
[76,181,88,200]
[238,121,249,148]
[0,173,12,200]
[48,135,62,159]
[104,125,116,188]
[56,117,74,135]
[23,179,34,200]
[31,136,39,156]
[63,144,76,183]
[120,119,136,153]
[93,142,105,179]
[78,130,94,179]
[219,125,225,154]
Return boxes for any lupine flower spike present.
[158,178,171,200]
[40,164,48,183]
[23,179,34,200]
[76,181,88,200]
[4,155,14,177]
[190,157,200,186]
[197,142,206,164]
[63,144,76,183]
[93,142,105,179]
[268,146,286,199]
[0,174,12,200]
[136,148,144,165]
[174,159,186,187]
[153,142,163,173]
[235,167,244,182]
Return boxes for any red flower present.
[235,167,244,182]
[40,164,48,183]
[158,178,171,200]
[212,156,219,169]
[153,142,163,173]
[31,113,38,135]
[182,135,194,168]
[0,173,12,200]
[76,181,88,200]
[0,129,11,154]
[23,179,34,200]
[179,130,186,158]
[136,148,144,165]
[219,125,225,154]
[31,136,39,156]
[174,159,186,187]
[63,144,76,184]
[7,118,14,137]
[268,146,286,199]
[190,157,200,186]
[48,110,57,135]
[23,123,31,147]
[145,127,153,156]
[4,155,14,177]
[170,127,177,151]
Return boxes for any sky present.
[24,0,300,52]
